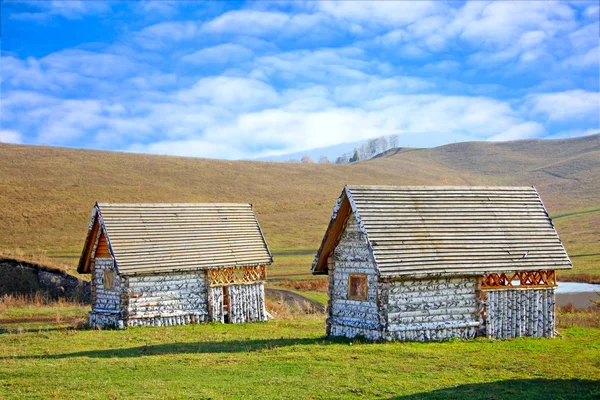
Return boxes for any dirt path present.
[551,207,600,221]
[265,289,325,313]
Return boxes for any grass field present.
[0,134,599,280]
[551,208,600,282]
[1,312,599,399]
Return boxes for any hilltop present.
[0,134,598,280]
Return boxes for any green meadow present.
[1,316,599,399]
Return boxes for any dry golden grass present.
[278,279,329,292]
[0,134,598,279]
[557,302,600,329]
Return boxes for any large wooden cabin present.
[78,203,272,329]
[312,185,572,341]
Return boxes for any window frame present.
[103,268,116,290]
[348,274,368,301]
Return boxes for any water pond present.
[555,282,600,308]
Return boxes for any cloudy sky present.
[1,1,598,160]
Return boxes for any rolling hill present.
[0,134,598,280]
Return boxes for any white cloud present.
[563,46,599,68]
[42,49,140,78]
[469,30,550,66]
[3,1,598,159]
[176,76,280,110]
[201,9,330,39]
[547,128,599,139]
[135,21,200,49]
[318,1,444,27]
[2,49,146,95]
[203,10,290,35]
[250,47,370,83]
[10,1,110,20]
[568,22,599,51]
[182,44,254,65]
[583,5,599,19]
[137,1,180,17]
[5,71,547,159]
[528,90,600,121]
[453,1,575,46]
[489,122,546,141]
[0,130,22,144]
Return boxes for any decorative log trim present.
[208,265,266,286]
[482,270,556,290]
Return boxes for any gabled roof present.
[312,185,572,277]
[78,203,272,275]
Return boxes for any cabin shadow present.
[1,336,352,359]
[392,379,600,400]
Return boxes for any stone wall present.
[124,271,209,327]
[328,212,382,340]
[382,276,481,341]
[485,288,555,338]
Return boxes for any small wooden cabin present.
[312,186,572,341]
[78,203,273,329]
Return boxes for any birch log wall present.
[125,272,209,327]
[383,277,481,341]
[313,185,573,342]
[484,288,555,338]
[227,283,267,324]
[328,213,381,340]
[89,258,122,328]
[78,203,273,329]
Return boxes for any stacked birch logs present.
[485,288,555,338]
[228,283,267,323]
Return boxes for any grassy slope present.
[0,134,598,279]
[0,317,599,399]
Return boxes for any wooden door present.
[223,286,230,323]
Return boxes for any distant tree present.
[367,138,379,157]
[389,134,399,149]
[349,149,360,163]
[335,152,350,164]
[379,136,389,152]
[287,158,299,163]
[359,143,369,160]
[301,155,316,164]
[318,155,330,164]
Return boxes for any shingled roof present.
[78,203,272,275]
[312,185,572,277]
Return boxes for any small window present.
[348,274,368,300]
[104,269,116,290]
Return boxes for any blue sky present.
[1,1,598,160]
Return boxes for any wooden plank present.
[375,250,568,259]
[117,253,272,266]
[115,248,269,261]
[373,243,564,251]
[114,243,268,255]
[119,261,269,275]
[364,227,554,233]
[81,216,100,273]
[347,185,535,191]
[95,231,111,258]
[313,194,353,273]
[111,237,267,249]
[353,199,543,205]
[107,231,263,240]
